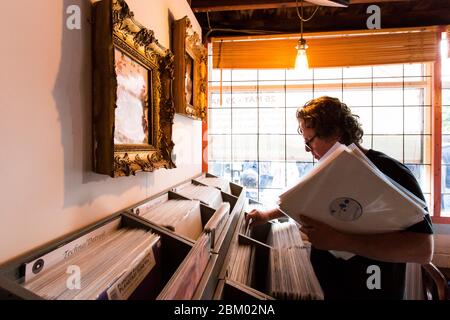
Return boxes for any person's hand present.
[298,215,347,251]
[245,209,272,227]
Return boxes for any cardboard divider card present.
[174,184,223,210]
[24,218,122,283]
[23,226,161,300]
[196,176,232,194]
[138,199,203,241]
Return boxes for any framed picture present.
[92,0,176,177]
[173,17,207,121]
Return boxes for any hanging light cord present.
[296,0,320,38]
[296,0,320,23]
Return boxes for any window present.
[208,61,433,209]
[441,35,450,217]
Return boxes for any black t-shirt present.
[310,149,433,300]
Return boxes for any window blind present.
[212,27,442,69]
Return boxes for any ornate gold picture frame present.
[92,0,176,177]
[173,17,208,121]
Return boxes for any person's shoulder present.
[366,149,403,167]
[366,149,415,179]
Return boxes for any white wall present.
[0,0,202,264]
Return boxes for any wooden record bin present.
[0,213,198,300]
[212,207,277,300]
[168,174,247,300]
[0,174,248,301]
[193,173,246,216]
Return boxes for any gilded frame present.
[173,16,208,121]
[92,0,176,177]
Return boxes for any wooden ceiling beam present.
[190,0,411,13]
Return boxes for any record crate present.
[0,212,208,300]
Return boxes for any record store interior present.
[2,0,450,301]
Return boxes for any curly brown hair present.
[296,96,363,145]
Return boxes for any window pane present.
[259,91,285,108]
[442,165,450,193]
[343,89,373,107]
[443,108,450,134]
[404,135,431,165]
[404,64,423,77]
[314,79,342,100]
[286,135,313,161]
[230,88,258,108]
[232,69,257,81]
[209,135,231,161]
[286,90,313,108]
[259,188,282,208]
[233,161,258,189]
[404,88,424,106]
[259,135,285,161]
[314,67,342,80]
[232,108,257,134]
[372,135,404,162]
[373,64,403,77]
[286,108,299,135]
[373,107,403,134]
[232,135,257,161]
[286,68,313,81]
[361,134,372,150]
[210,82,232,108]
[314,89,342,101]
[443,136,450,164]
[405,164,431,194]
[350,107,372,135]
[441,194,450,217]
[373,89,403,106]
[443,89,450,106]
[286,162,314,187]
[210,69,231,82]
[209,161,232,181]
[343,66,372,79]
[208,109,231,134]
[259,161,286,189]
[259,69,285,81]
[404,107,430,134]
[259,108,285,134]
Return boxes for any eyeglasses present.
[297,126,317,152]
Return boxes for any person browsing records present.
[246,96,433,300]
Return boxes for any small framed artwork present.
[173,17,207,121]
[92,0,176,177]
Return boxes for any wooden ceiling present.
[189,0,450,40]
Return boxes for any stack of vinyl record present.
[175,184,223,210]
[269,247,324,300]
[227,242,255,287]
[267,219,304,248]
[197,176,231,194]
[140,199,203,241]
[24,228,160,300]
[278,142,429,260]
[279,143,428,235]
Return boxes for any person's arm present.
[245,208,284,226]
[299,215,433,264]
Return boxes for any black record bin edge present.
[0,212,194,300]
